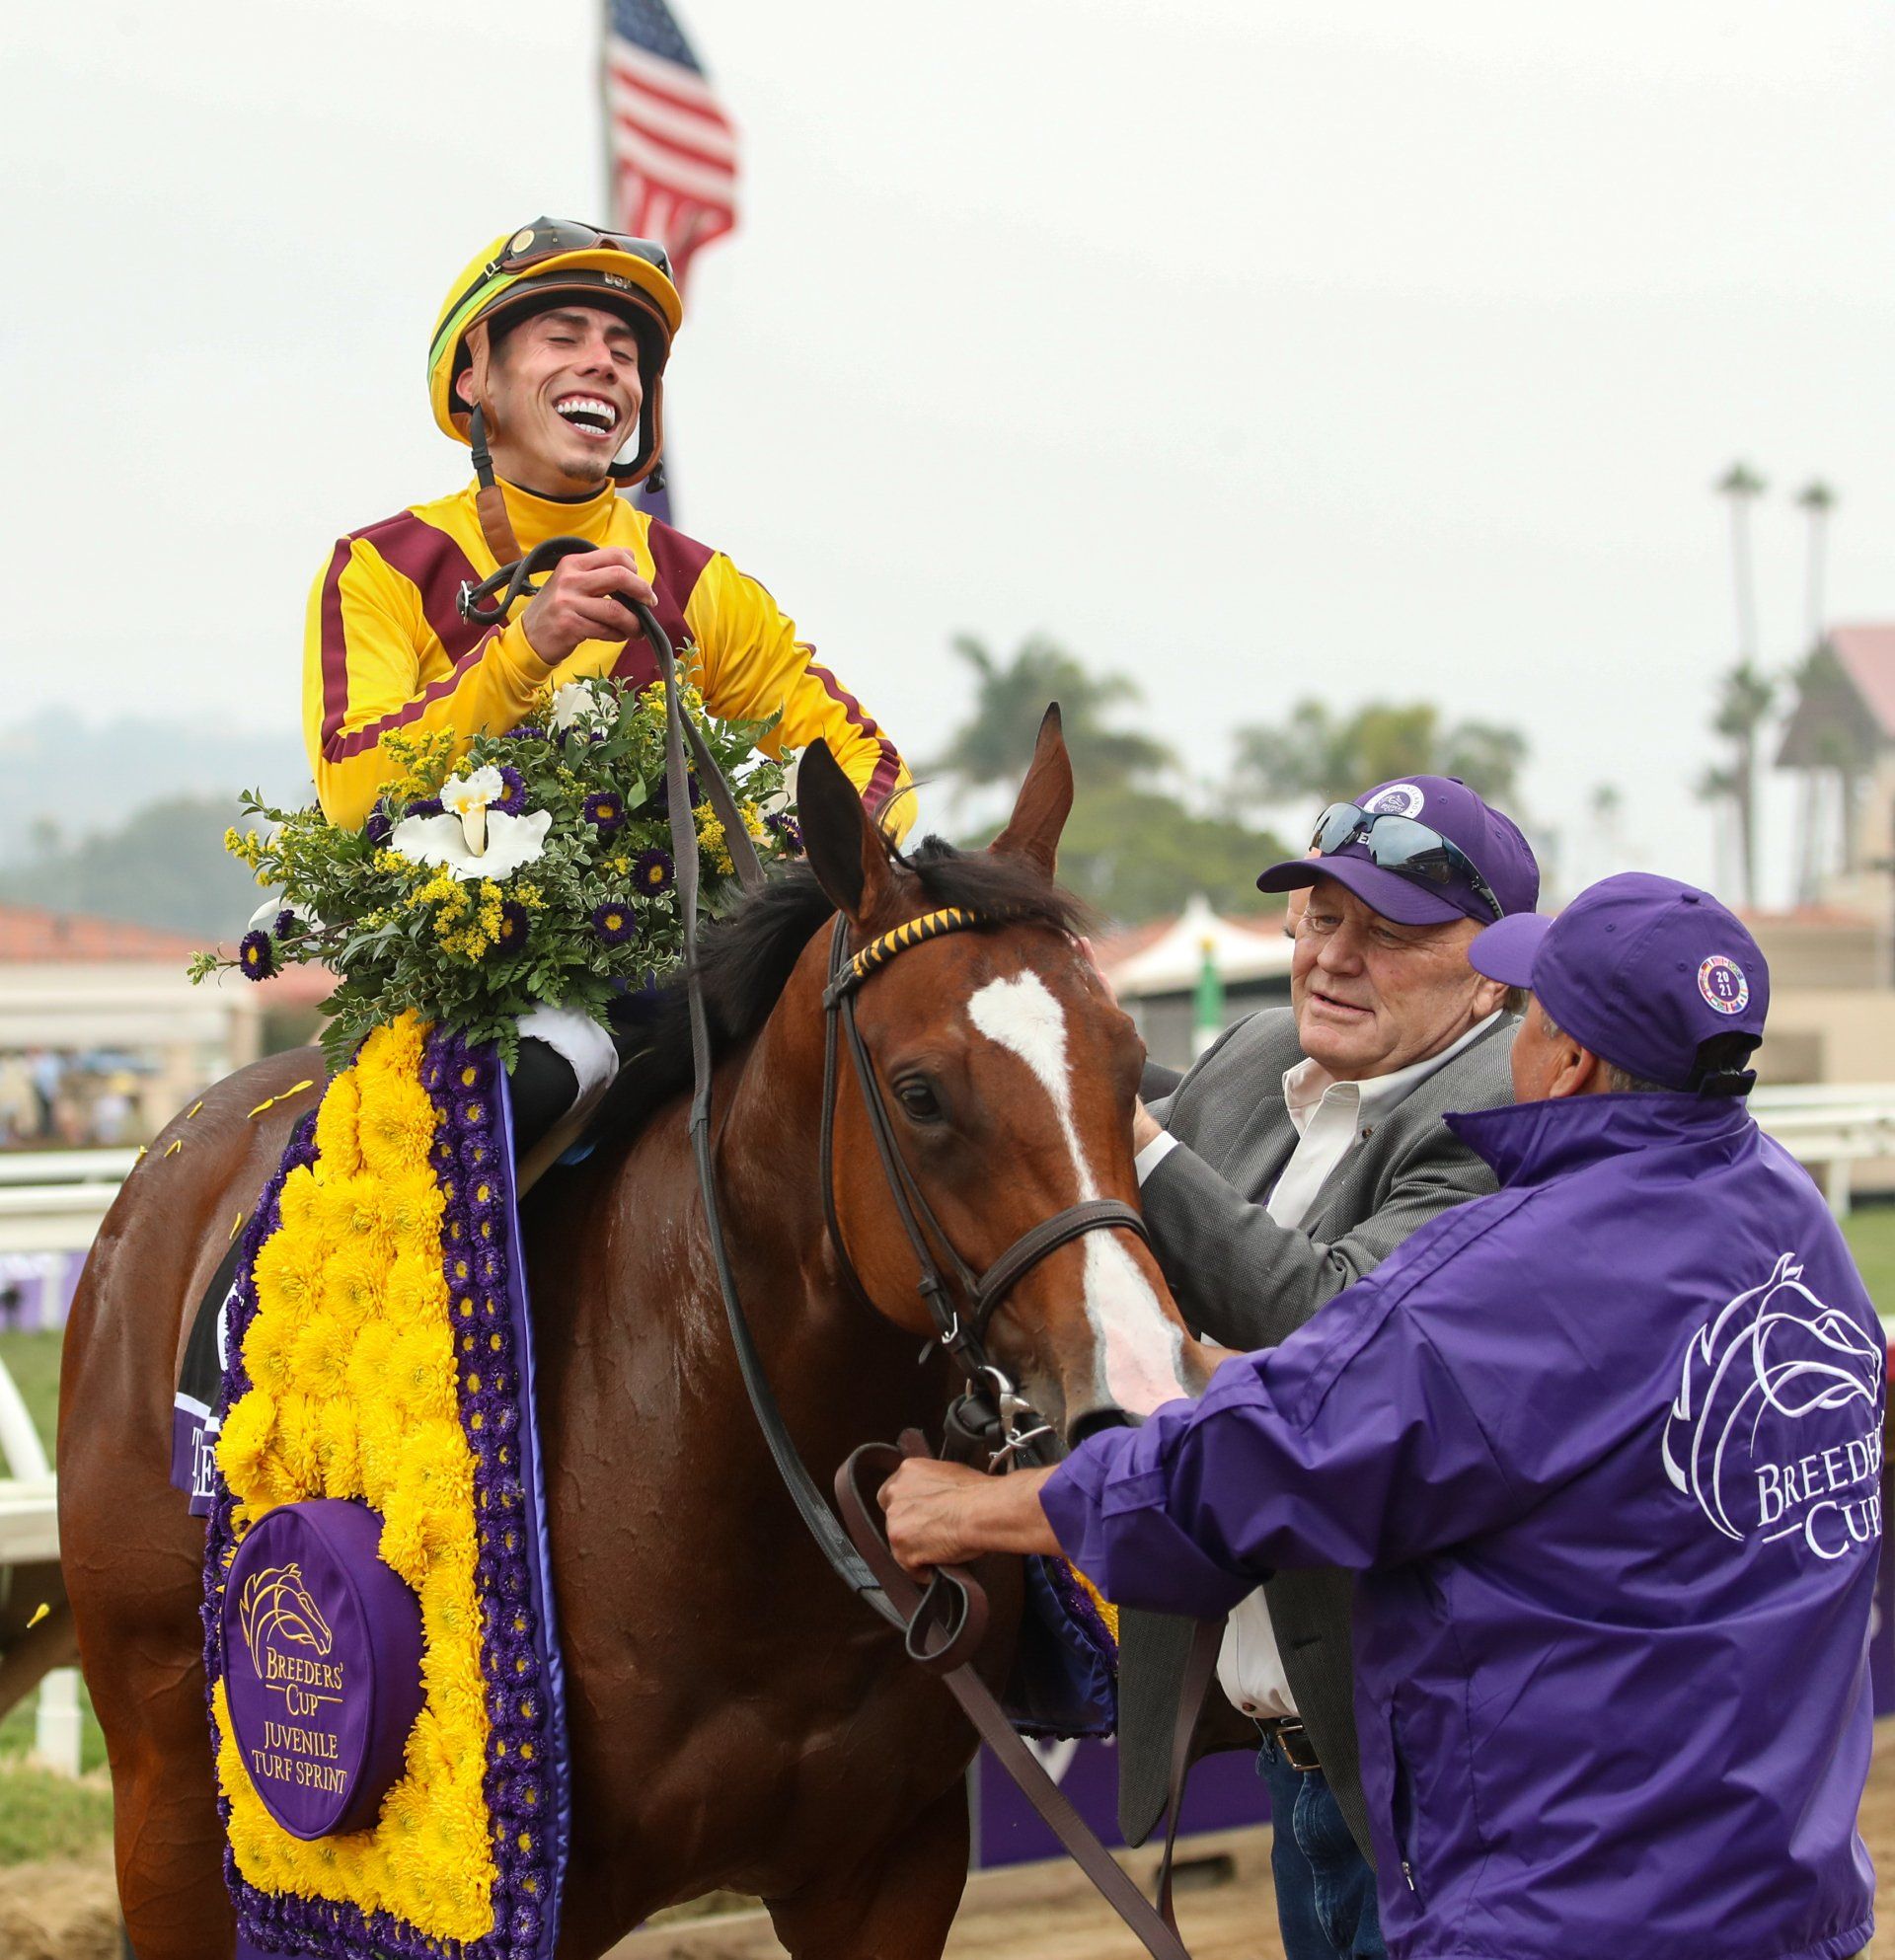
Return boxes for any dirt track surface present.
[15,1721,1895,1959]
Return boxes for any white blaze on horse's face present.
[966,971,1189,1416]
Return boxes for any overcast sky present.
[9,0,1895,903]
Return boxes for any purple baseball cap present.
[1256,776,1541,926]
[1469,871,1769,1090]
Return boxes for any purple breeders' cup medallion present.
[221,1499,425,1840]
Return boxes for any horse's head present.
[795,709,1213,1442]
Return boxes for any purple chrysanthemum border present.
[199,1029,568,1960]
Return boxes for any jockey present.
[300,218,913,1147]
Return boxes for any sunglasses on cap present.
[483,218,674,285]
[1308,803,1504,923]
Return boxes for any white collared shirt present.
[1138,1012,1502,1722]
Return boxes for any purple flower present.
[238,930,275,981]
[631,847,675,897]
[583,789,626,832]
[591,900,636,944]
[364,808,393,848]
[493,764,526,814]
[406,794,443,819]
[493,900,529,953]
[766,812,803,856]
[271,908,299,939]
[509,723,547,742]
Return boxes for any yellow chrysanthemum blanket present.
[201,1014,568,1960]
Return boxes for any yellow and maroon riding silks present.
[300,477,912,833]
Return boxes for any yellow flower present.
[290,1313,351,1399]
[216,1392,276,1491]
[241,1312,298,1396]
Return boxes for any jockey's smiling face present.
[1290,874,1505,1081]
[459,305,644,498]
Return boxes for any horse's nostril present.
[1067,1404,1142,1448]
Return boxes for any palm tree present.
[1710,464,1769,906]
[1588,783,1625,883]
[1696,762,1739,895]
[932,635,1175,791]
[1711,661,1776,907]
[1789,482,1838,903]
[1715,461,1767,660]
[1231,700,1527,814]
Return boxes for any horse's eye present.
[895,1079,942,1122]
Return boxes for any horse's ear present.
[990,703,1073,878]
[797,739,897,926]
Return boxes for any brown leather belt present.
[1258,1716,1323,1773]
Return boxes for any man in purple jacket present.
[883,872,1880,1959]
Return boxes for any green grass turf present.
[1842,1203,1895,1319]
[0,1758,114,1865]
[0,1324,110,1854]
[0,1328,61,1461]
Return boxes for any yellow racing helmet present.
[427,219,684,488]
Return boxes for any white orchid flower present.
[247,897,324,935]
[550,681,612,734]
[439,765,507,856]
[390,808,552,881]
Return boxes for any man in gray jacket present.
[1124,775,1539,1960]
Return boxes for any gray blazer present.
[1118,1006,1518,1862]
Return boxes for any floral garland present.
[193,675,798,1073]
[203,1014,565,1959]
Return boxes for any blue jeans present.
[1256,1742,1386,1960]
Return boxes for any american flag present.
[603,0,739,295]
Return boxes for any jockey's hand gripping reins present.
[469,538,1198,1959]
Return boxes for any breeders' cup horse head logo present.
[1662,1252,1882,1542]
[238,1562,335,1678]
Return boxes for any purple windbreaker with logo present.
[1044,1093,1881,1960]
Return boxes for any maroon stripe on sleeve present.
[806,660,905,815]
[318,510,490,762]
[318,538,357,758]
[324,634,500,762]
[616,516,717,681]
[358,512,486,662]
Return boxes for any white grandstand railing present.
[0,1148,140,1185]
[1748,1085,1895,1215]
[0,1355,79,1774]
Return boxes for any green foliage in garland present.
[192,677,796,1072]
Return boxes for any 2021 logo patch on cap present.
[1698,954,1750,1015]
[1364,783,1425,818]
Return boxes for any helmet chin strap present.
[463,323,525,566]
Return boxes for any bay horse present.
[58,715,1214,1959]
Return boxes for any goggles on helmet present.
[482,219,674,288]
[1309,802,1504,923]
[428,219,676,385]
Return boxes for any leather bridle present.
[819,906,1152,1428]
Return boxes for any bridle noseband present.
[818,908,1151,1439]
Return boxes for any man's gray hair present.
[1538,1006,1668,1094]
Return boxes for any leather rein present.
[470,537,1199,1959]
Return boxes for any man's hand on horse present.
[877,1460,1061,1576]
[520,547,659,663]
